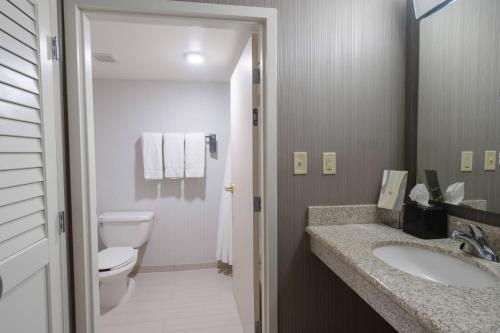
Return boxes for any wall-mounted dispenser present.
[413,0,456,20]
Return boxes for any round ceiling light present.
[184,52,205,64]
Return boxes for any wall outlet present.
[293,152,307,175]
[461,151,473,172]
[484,151,496,171]
[322,152,336,175]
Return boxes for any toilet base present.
[100,277,135,313]
[98,251,138,313]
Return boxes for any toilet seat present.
[99,247,136,272]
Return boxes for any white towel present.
[141,132,163,180]
[163,133,185,179]
[185,132,206,178]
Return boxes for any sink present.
[372,244,498,289]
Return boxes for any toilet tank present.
[98,211,154,248]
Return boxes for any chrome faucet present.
[452,224,497,262]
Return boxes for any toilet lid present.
[98,247,136,271]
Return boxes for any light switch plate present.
[294,152,307,175]
[461,151,473,172]
[322,152,336,175]
[484,151,497,171]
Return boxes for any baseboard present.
[138,262,218,273]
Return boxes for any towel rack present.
[205,134,217,154]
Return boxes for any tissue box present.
[403,203,447,239]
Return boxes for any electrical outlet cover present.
[294,152,307,175]
[484,151,497,171]
[461,151,473,172]
[322,152,336,175]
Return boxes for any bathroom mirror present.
[416,0,500,216]
[413,0,456,20]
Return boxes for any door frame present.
[63,1,278,332]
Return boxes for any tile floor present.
[99,269,244,333]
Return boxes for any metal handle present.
[468,224,485,240]
[0,275,3,300]
[224,184,235,193]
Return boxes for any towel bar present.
[205,134,217,154]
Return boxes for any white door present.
[0,0,65,332]
[230,36,259,333]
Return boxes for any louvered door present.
[0,0,64,332]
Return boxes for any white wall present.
[93,79,230,267]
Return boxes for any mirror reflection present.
[417,0,500,213]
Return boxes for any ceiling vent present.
[93,52,118,63]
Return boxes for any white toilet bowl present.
[98,247,138,310]
[97,211,154,311]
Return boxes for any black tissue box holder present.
[403,203,447,239]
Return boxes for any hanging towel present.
[163,133,185,179]
[141,132,163,180]
[185,132,206,178]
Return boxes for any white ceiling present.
[90,20,251,82]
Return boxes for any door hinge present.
[255,320,262,333]
[58,211,66,234]
[253,68,260,84]
[49,36,59,60]
[253,108,258,126]
[253,196,261,212]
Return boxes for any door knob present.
[225,184,235,193]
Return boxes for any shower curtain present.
[216,149,232,264]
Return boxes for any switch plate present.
[484,151,497,171]
[322,152,336,175]
[293,152,307,175]
[461,151,473,172]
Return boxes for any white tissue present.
[444,182,464,205]
[409,184,430,207]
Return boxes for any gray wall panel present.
[176,1,406,331]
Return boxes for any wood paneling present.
[0,0,36,34]
[0,12,37,48]
[0,168,43,188]
[0,30,38,63]
[181,1,407,331]
[7,0,35,19]
[0,48,38,79]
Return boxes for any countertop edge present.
[307,227,434,333]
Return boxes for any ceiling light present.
[184,52,205,64]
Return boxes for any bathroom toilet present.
[98,211,154,310]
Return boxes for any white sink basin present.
[372,244,498,289]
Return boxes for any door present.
[0,0,65,332]
[230,35,260,333]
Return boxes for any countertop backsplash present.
[308,204,398,227]
[308,204,500,255]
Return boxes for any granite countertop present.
[306,223,500,333]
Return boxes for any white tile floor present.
[99,269,244,333]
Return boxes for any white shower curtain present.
[216,149,232,264]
